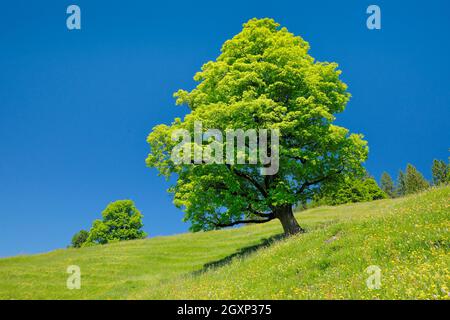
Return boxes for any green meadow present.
[0,186,448,300]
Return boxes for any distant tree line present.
[381,159,449,198]
[311,158,449,207]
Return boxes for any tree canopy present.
[404,164,429,195]
[314,176,386,206]
[380,172,395,198]
[71,230,89,248]
[396,170,406,197]
[146,18,368,235]
[86,200,146,245]
[431,159,448,186]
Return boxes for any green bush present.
[313,177,386,206]
[86,200,147,245]
[71,230,89,248]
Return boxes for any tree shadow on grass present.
[193,233,286,275]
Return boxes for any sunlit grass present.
[0,186,448,299]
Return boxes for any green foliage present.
[431,159,448,186]
[404,164,429,195]
[364,178,388,200]
[146,18,368,232]
[448,153,450,183]
[70,230,89,248]
[86,200,147,245]
[380,172,395,198]
[314,176,386,206]
[396,170,406,197]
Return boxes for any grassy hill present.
[0,186,448,300]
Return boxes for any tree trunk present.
[275,205,305,236]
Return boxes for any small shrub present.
[71,230,89,248]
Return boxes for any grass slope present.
[0,187,448,300]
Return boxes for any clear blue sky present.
[0,0,449,257]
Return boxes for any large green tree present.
[146,18,368,235]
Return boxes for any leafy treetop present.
[146,18,368,235]
[86,200,146,245]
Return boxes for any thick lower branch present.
[247,205,273,218]
[214,216,275,228]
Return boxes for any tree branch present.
[208,181,261,203]
[214,217,275,228]
[296,168,343,195]
[247,205,274,218]
[226,164,268,198]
